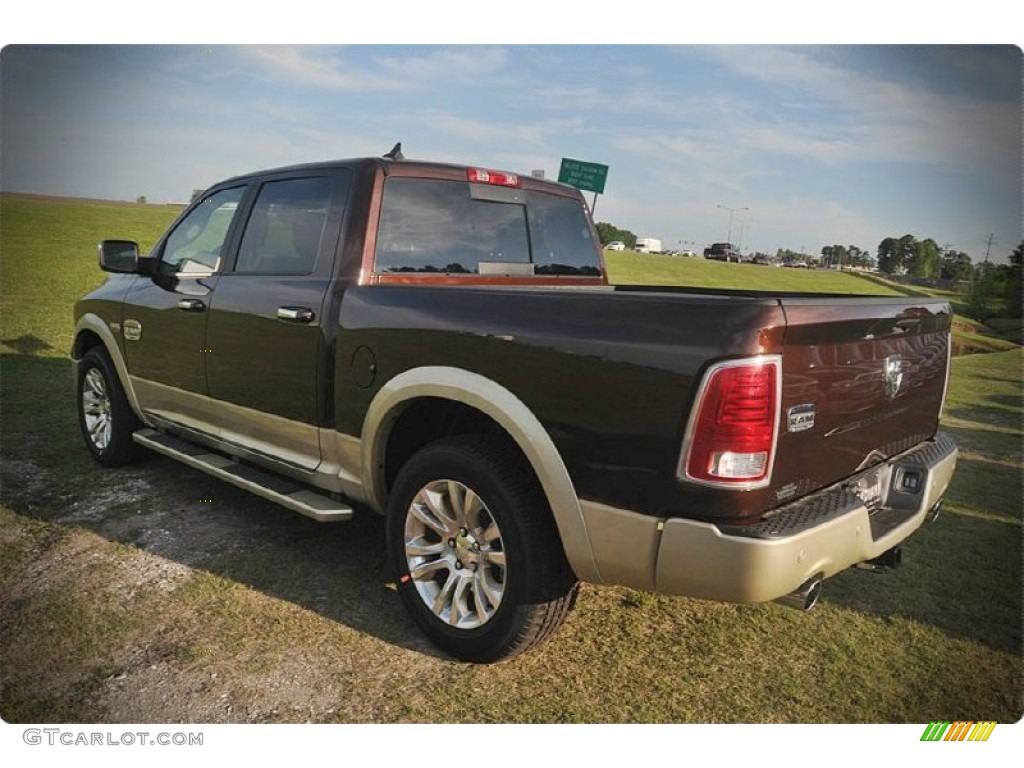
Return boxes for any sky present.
[1,42,1021,263]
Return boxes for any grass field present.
[1,195,1021,724]
[606,250,908,294]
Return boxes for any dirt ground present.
[1,453,456,724]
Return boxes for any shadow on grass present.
[1,333,55,355]
[984,393,1024,410]
[823,385,1022,656]
[825,464,1021,655]
[0,353,444,661]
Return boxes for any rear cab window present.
[373,176,602,279]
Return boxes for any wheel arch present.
[361,366,601,583]
[72,313,149,425]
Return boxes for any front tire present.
[77,347,139,467]
[387,436,578,663]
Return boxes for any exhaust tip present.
[927,501,942,524]
[774,577,823,611]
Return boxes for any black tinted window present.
[526,193,601,274]
[234,177,331,274]
[376,178,528,274]
[374,178,600,275]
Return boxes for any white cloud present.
[422,112,586,146]
[238,46,407,91]
[373,47,510,85]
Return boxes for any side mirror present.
[97,240,141,273]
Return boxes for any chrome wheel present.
[403,479,506,629]
[81,368,113,451]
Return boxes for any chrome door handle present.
[276,306,315,323]
[176,299,206,312]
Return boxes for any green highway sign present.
[558,158,609,194]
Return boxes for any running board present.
[133,428,353,522]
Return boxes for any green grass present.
[606,251,906,294]
[1,196,1021,723]
[1,195,180,357]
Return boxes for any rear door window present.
[233,177,332,275]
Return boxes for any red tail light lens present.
[467,167,522,188]
[680,357,781,488]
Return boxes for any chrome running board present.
[133,428,353,522]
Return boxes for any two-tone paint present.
[72,156,957,598]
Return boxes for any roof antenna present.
[383,142,404,160]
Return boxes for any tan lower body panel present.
[580,439,958,603]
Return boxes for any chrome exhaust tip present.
[927,500,942,524]
[774,577,823,611]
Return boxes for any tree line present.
[875,234,974,280]
[875,234,1021,319]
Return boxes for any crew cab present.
[704,242,743,262]
[73,154,958,662]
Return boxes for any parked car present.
[74,153,958,662]
[605,240,626,251]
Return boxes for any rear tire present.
[77,347,139,467]
[387,435,578,663]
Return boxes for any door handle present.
[176,299,206,312]
[277,306,315,323]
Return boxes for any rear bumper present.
[580,432,958,603]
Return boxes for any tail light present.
[467,167,522,188]
[679,356,781,489]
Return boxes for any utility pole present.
[984,233,995,263]
[717,204,749,244]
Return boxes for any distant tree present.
[136,195,147,205]
[846,245,873,269]
[909,238,940,278]
[821,244,851,268]
[969,262,1007,322]
[1005,241,1022,318]
[877,236,913,274]
[595,222,637,248]
[939,250,973,281]
[876,237,897,272]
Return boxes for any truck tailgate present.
[771,297,951,506]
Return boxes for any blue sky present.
[2,43,1020,263]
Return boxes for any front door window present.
[161,187,245,275]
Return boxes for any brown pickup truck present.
[72,154,958,662]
